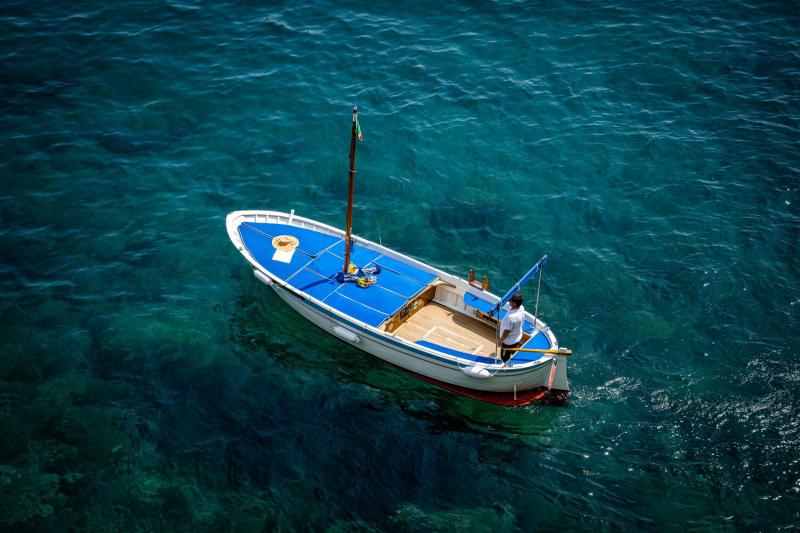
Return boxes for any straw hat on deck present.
[272,235,299,252]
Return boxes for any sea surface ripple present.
[1,0,798,529]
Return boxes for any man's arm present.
[499,329,510,344]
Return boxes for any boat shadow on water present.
[229,275,569,435]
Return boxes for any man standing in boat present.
[499,293,525,363]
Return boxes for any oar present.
[501,347,572,356]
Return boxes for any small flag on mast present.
[355,116,363,142]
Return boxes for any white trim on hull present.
[269,274,567,394]
[228,209,569,396]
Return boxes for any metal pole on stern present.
[343,106,359,274]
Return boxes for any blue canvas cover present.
[284,268,340,301]
[239,220,438,327]
[463,292,497,314]
[322,292,390,327]
[239,223,335,280]
[372,255,438,285]
[327,241,382,267]
[243,222,341,258]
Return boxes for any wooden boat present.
[226,108,569,406]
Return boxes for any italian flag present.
[356,117,363,142]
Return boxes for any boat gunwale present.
[226,209,559,373]
[272,284,548,379]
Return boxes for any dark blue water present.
[1,0,798,529]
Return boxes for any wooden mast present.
[343,106,358,274]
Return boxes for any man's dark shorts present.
[501,341,522,363]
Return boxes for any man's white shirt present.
[500,305,525,345]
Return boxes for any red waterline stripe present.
[388,363,568,407]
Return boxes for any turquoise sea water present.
[1,0,798,529]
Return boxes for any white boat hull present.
[228,209,569,404]
[269,275,568,395]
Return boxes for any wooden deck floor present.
[392,302,499,357]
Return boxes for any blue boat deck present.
[239,222,438,327]
[238,220,552,364]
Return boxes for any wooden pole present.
[343,106,358,273]
[501,347,572,356]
